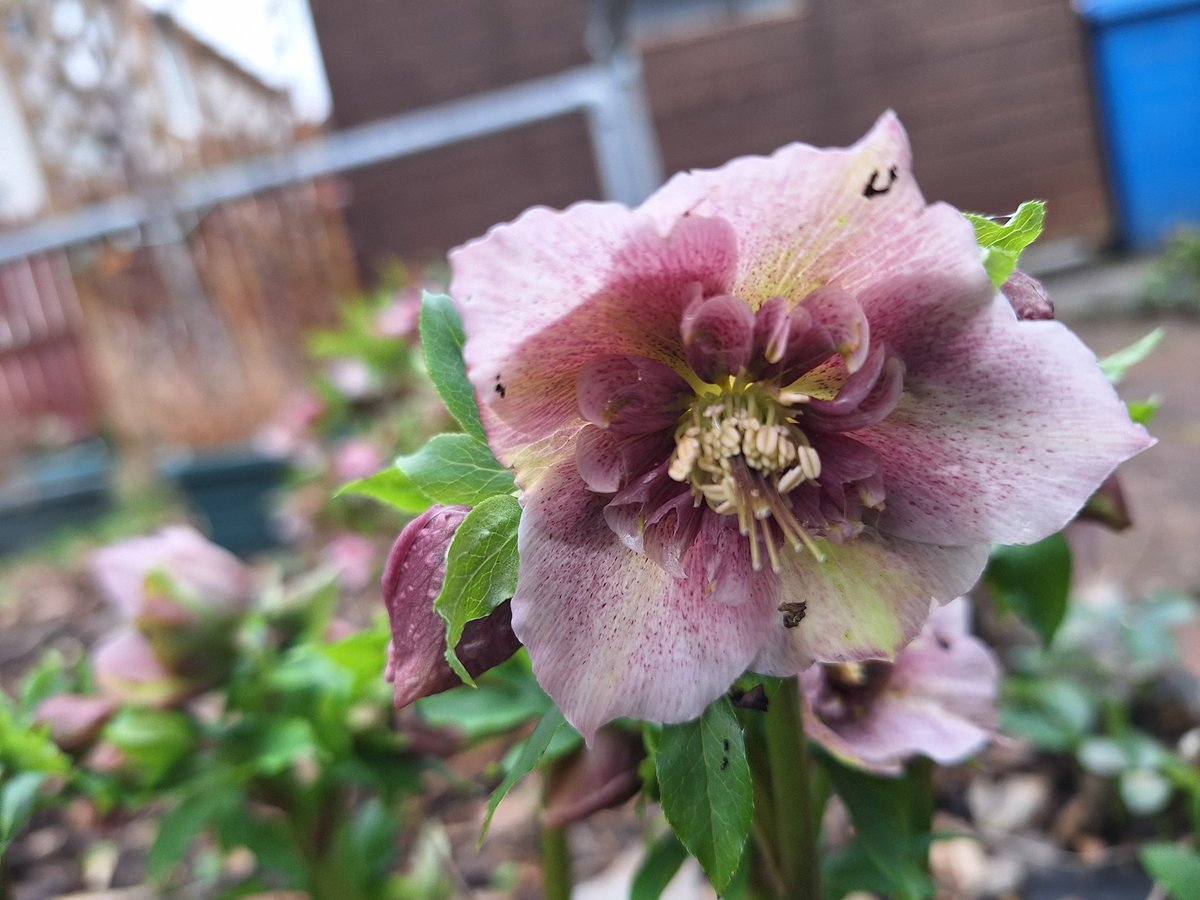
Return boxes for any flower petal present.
[451,206,737,477]
[642,112,934,308]
[857,295,1154,545]
[751,536,989,674]
[512,460,778,740]
[681,293,756,381]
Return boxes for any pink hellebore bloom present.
[383,505,522,708]
[90,525,254,623]
[449,113,1152,739]
[801,598,999,774]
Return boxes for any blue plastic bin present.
[1079,0,1200,247]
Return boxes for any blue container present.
[1079,0,1200,247]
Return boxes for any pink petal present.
[512,460,779,741]
[856,295,1154,545]
[751,536,989,674]
[451,206,737,477]
[642,112,932,310]
[680,293,756,381]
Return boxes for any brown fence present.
[0,179,357,462]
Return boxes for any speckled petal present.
[750,537,988,674]
[681,293,756,381]
[856,295,1154,546]
[451,206,737,480]
[513,459,779,741]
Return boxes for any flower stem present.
[539,821,572,900]
[764,678,820,898]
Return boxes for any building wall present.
[313,0,1111,265]
[309,0,596,267]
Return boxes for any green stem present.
[763,679,820,899]
[540,822,572,900]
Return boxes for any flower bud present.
[543,727,644,827]
[1002,270,1055,321]
[383,506,522,708]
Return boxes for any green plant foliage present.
[420,292,487,442]
[417,654,552,741]
[964,200,1046,288]
[435,494,521,684]
[656,698,752,894]
[1140,842,1200,898]
[481,706,566,841]
[984,533,1072,646]
[1099,327,1164,384]
[336,467,431,515]
[631,830,689,900]
[822,758,935,900]
[394,434,515,505]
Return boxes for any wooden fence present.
[0,178,357,462]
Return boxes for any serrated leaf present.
[632,830,689,900]
[964,201,1046,288]
[336,466,431,515]
[985,534,1072,646]
[1099,327,1164,384]
[1140,842,1200,897]
[420,292,487,442]
[656,698,752,893]
[434,494,521,685]
[394,433,514,505]
[480,706,565,842]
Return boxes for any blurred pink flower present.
[323,531,377,592]
[253,391,325,462]
[382,506,521,708]
[91,627,196,707]
[326,357,377,399]
[90,525,254,623]
[801,598,999,774]
[331,437,385,483]
[374,286,422,340]
[450,113,1151,738]
[34,694,116,750]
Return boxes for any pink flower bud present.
[382,506,522,708]
[543,727,644,828]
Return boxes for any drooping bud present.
[543,727,644,828]
[1076,473,1133,531]
[1002,270,1054,321]
[383,506,522,708]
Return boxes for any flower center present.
[667,376,825,571]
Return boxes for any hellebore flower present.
[383,505,522,708]
[449,113,1152,739]
[801,598,999,774]
[90,526,254,684]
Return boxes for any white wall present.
[0,70,48,223]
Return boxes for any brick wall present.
[313,0,1110,266]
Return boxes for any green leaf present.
[984,533,1072,646]
[1140,842,1200,897]
[480,706,565,842]
[1000,677,1098,751]
[420,292,487,442]
[656,698,753,893]
[147,787,239,879]
[631,830,689,900]
[0,772,46,853]
[435,494,521,685]
[964,201,1046,288]
[103,708,195,786]
[417,654,552,740]
[1099,327,1164,384]
[336,466,431,515]
[394,433,515,505]
[1121,768,1174,816]
[823,758,933,900]
[1126,395,1161,426]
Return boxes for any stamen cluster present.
[667,377,825,571]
